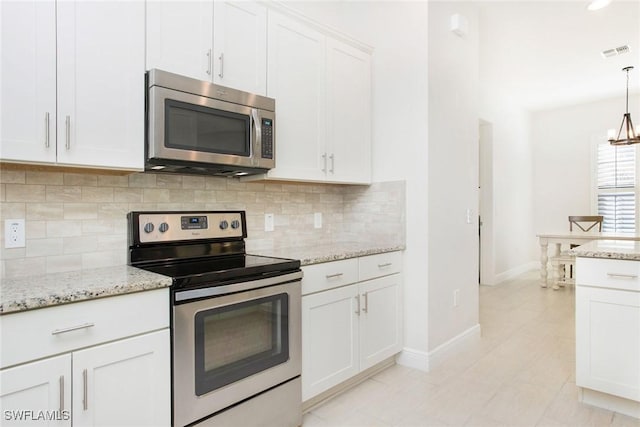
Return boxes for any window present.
[595,143,637,232]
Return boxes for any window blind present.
[596,144,636,233]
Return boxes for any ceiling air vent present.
[601,45,631,58]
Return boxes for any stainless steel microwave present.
[146,69,275,176]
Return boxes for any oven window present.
[165,99,250,157]
[194,293,289,396]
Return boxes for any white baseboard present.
[580,387,640,419]
[396,324,482,372]
[396,347,430,372]
[494,261,538,284]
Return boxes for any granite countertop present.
[0,266,172,315]
[253,242,405,266]
[0,243,404,315]
[569,239,640,261]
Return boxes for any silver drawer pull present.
[606,273,638,279]
[325,273,344,279]
[378,262,393,268]
[51,322,95,335]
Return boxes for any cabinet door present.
[0,355,71,427]
[359,274,403,371]
[213,1,267,95]
[146,1,213,81]
[302,285,359,401]
[0,0,56,164]
[56,0,144,170]
[326,39,372,184]
[72,330,170,426]
[576,286,640,402]
[266,11,327,182]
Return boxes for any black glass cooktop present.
[138,254,300,289]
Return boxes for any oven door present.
[172,272,301,427]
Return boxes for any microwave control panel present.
[261,118,273,159]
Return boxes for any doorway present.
[479,120,495,285]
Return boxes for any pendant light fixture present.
[609,66,640,145]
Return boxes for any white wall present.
[286,0,432,367]
[427,2,481,352]
[532,94,640,234]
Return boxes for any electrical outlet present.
[5,219,25,248]
[314,212,322,229]
[264,213,274,232]
[453,289,460,307]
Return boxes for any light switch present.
[265,213,274,232]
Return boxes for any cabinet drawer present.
[301,259,358,296]
[358,252,402,282]
[0,288,169,369]
[576,258,640,292]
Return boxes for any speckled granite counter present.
[253,242,405,266]
[0,266,172,315]
[569,239,640,261]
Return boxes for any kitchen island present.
[570,240,640,419]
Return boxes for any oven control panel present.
[135,212,245,243]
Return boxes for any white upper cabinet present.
[213,1,267,95]
[264,9,372,184]
[146,1,214,82]
[0,0,57,164]
[266,11,327,182]
[56,0,144,170]
[326,39,372,184]
[146,1,267,95]
[0,0,144,171]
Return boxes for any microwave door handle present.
[251,109,262,160]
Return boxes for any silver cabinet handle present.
[83,369,88,411]
[378,262,393,268]
[218,52,224,78]
[51,322,95,335]
[322,153,327,173]
[206,49,212,75]
[325,273,343,279]
[65,116,70,150]
[329,154,335,173]
[355,295,360,315]
[362,292,368,313]
[606,273,638,279]
[59,375,64,413]
[45,112,50,148]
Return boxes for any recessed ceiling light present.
[587,0,612,11]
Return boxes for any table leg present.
[540,241,548,287]
[553,243,562,290]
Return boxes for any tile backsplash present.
[0,167,405,278]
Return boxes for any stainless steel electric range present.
[128,211,302,427]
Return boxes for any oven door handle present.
[174,270,303,302]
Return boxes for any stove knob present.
[231,220,240,229]
[143,222,154,233]
[219,220,229,230]
[159,222,169,233]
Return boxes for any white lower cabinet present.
[302,284,360,400]
[576,257,640,404]
[301,252,403,401]
[0,289,170,426]
[0,355,71,426]
[72,330,170,426]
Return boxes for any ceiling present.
[477,0,640,111]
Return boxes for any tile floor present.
[302,270,640,426]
